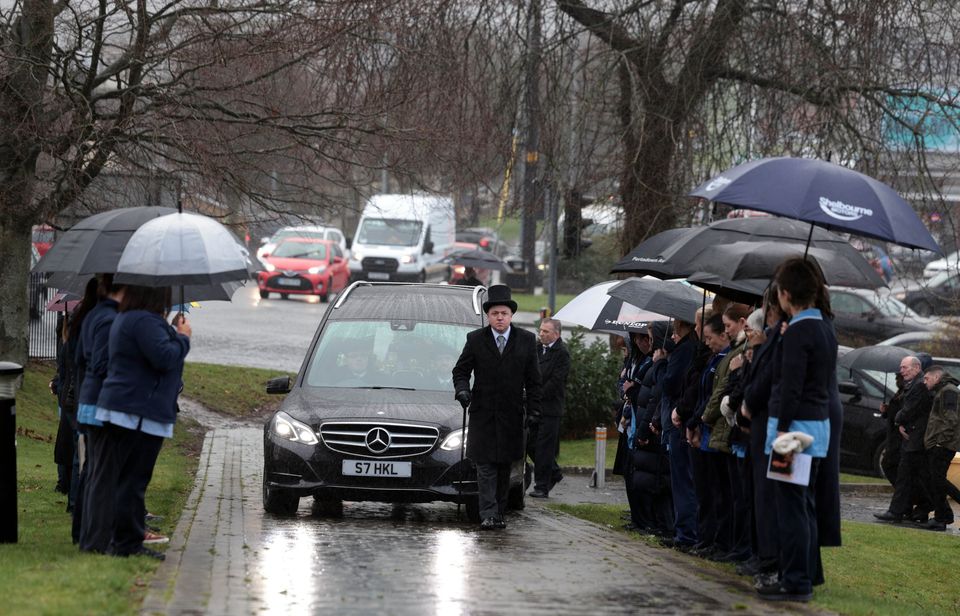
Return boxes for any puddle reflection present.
[258,522,322,613]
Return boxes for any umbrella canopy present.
[33,206,177,274]
[444,249,510,272]
[689,157,940,253]
[607,278,704,323]
[47,271,245,303]
[691,241,885,289]
[838,345,913,373]
[685,272,767,305]
[553,281,666,334]
[45,291,81,313]
[114,212,250,286]
[611,217,878,279]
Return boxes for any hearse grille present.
[320,421,439,459]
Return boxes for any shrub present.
[561,331,623,437]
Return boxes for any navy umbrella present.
[690,241,885,289]
[690,157,940,253]
[607,278,704,323]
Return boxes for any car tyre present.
[280,293,289,300]
[320,277,332,303]
[259,290,269,299]
[873,441,887,479]
[418,270,426,283]
[465,498,481,522]
[263,479,299,515]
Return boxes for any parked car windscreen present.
[356,218,422,247]
[273,229,325,242]
[305,320,471,391]
[273,240,327,260]
[875,294,920,319]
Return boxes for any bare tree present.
[553,0,960,254]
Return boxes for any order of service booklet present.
[766,451,812,486]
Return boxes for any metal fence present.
[28,273,60,360]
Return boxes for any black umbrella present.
[33,206,177,274]
[838,345,913,373]
[444,249,510,272]
[685,272,767,305]
[607,278,704,323]
[689,156,940,253]
[690,241,885,289]
[553,281,665,334]
[610,217,880,282]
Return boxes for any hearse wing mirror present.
[266,376,292,394]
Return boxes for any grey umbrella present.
[114,212,251,286]
[47,271,245,303]
[607,278,704,323]
[33,206,177,274]
[838,345,913,373]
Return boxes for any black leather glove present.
[456,390,471,409]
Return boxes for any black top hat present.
[482,284,517,313]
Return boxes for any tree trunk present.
[620,116,680,253]
[0,217,34,366]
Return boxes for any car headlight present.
[272,411,318,445]
[399,254,415,264]
[893,291,906,300]
[439,428,467,451]
[307,266,326,274]
[264,262,276,272]
[351,251,364,262]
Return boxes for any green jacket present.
[924,375,960,452]
[703,338,746,453]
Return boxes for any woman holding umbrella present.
[94,285,191,560]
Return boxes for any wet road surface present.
[142,427,815,615]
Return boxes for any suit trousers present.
[476,462,511,521]
[926,446,956,524]
[106,423,165,556]
[667,428,699,545]
[889,450,931,516]
[78,425,116,553]
[774,458,821,594]
[749,418,778,563]
[532,415,562,492]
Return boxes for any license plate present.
[276,277,300,286]
[342,460,412,477]
[367,272,390,280]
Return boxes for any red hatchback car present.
[258,238,350,302]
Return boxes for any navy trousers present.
[106,424,164,556]
[667,428,698,545]
[774,458,821,594]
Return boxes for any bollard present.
[0,361,24,544]
[590,425,607,489]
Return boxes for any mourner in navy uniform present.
[528,318,571,498]
[452,285,542,530]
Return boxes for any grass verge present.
[549,503,960,615]
[181,362,295,418]
[0,362,204,614]
[513,293,575,314]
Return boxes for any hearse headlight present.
[440,428,467,451]
[272,411,318,445]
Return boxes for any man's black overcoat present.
[452,325,542,464]
[538,337,571,418]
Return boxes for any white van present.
[349,194,455,283]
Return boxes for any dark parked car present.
[894,270,960,316]
[828,286,937,346]
[837,354,960,477]
[262,282,526,520]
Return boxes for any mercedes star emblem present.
[365,427,391,453]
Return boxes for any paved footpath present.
[141,424,825,615]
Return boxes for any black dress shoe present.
[873,510,902,523]
[495,518,507,530]
[923,520,948,532]
[480,517,498,531]
[757,584,812,602]
[529,490,549,498]
[550,472,564,489]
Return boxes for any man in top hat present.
[453,284,542,530]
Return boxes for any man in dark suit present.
[452,285,542,530]
[529,318,570,498]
